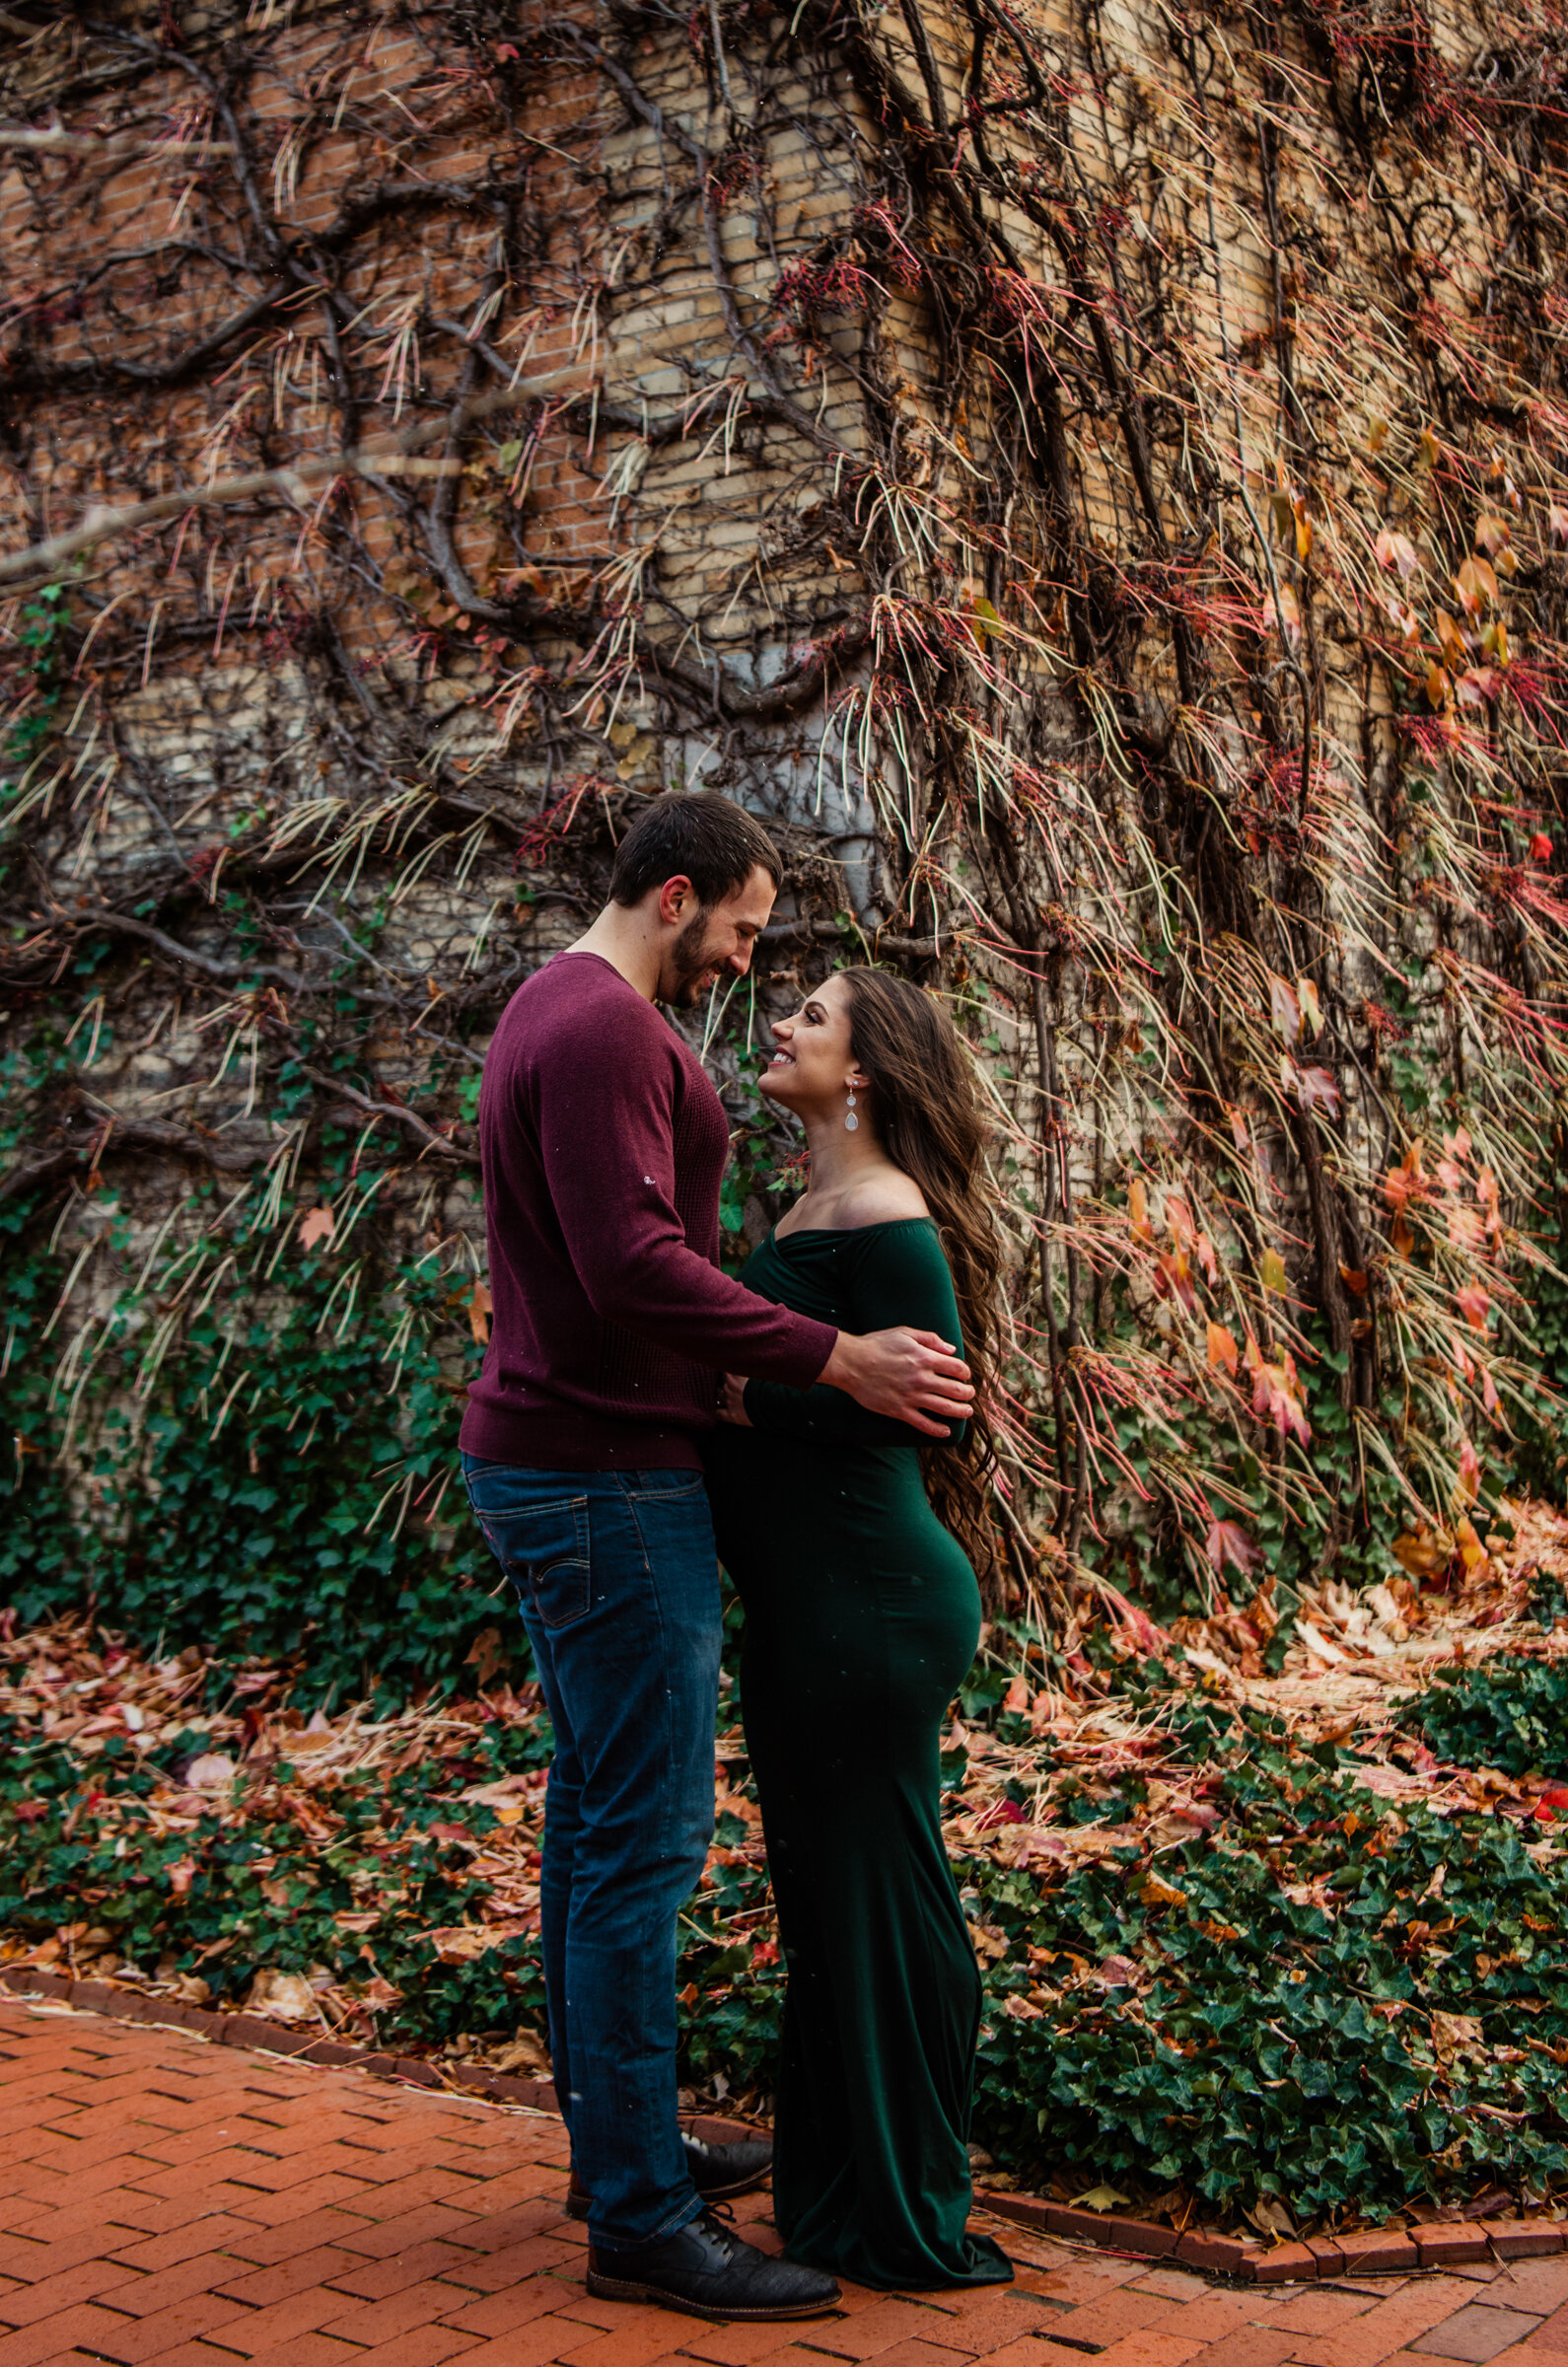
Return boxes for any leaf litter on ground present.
[3,1496,1568,2234]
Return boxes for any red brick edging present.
[0,1963,560,2112]
[3,1961,1563,2284]
[979,2191,1568,2281]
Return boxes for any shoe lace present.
[699,2204,741,2260]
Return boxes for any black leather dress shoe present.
[566,2129,773,2222]
[587,2206,839,2322]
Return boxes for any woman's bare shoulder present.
[834,1167,930,1227]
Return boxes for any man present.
[460,792,972,2323]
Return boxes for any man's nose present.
[728,944,752,976]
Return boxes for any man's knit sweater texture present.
[461,951,837,1470]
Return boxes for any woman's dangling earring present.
[844,1086,859,1132]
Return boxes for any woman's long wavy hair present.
[839,968,1005,1580]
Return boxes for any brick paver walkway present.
[4,2000,1568,2367]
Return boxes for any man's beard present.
[666,909,721,1005]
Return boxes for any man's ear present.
[656,874,695,926]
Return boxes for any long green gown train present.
[703,1217,1013,2292]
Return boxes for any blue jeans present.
[461,1456,719,2247]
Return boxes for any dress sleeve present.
[741,1222,968,1447]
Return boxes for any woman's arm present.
[738,1224,969,1448]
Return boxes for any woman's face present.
[760,972,864,1115]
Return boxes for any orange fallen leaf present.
[1391,1529,1448,1576]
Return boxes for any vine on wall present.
[3,0,1568,1683]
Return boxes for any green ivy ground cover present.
[1413,1655,1568,1781]
[0,1153,496,1711]
[966,1734,1568,2225]
[4,1641,1568,2233]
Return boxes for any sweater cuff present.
[767,1315,837,1388]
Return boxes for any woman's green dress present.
[703,1217,1012,2292]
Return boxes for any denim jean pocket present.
[471,1490,592,1629]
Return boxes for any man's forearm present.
[577,1238,836,1385]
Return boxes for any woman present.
[704,966,1013,2292]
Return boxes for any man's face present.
[658,865,778,1006]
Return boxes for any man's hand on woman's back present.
[820,1329,973,1439]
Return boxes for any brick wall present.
[4,0,1566,1613]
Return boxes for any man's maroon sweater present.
[460,951,837,1470]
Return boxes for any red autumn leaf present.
[298,1206,335,1252]
[1455,1282,1490,1330]
[1295,1065,1341,1117]
[1247,1339,1312,1447]
[1382,1143,1425,1208]
[468,1281,493,1345]
[1298,977,1322,1038]
[1532,833,1553,863]
[1452,554,1498,616]
[1154,1248,1197,1314]
[1374,527,1418,579]
[1206,1322,1240,1376]
[1435,610,1467,667]
[1268,972,1302,1043]
[1205,1519,1261,1576]
[1128,1177,1153,1244]
[1457,1437,1481,1500]
[1447,1205,1485,1255]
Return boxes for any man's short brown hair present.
[609,791,782,908]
